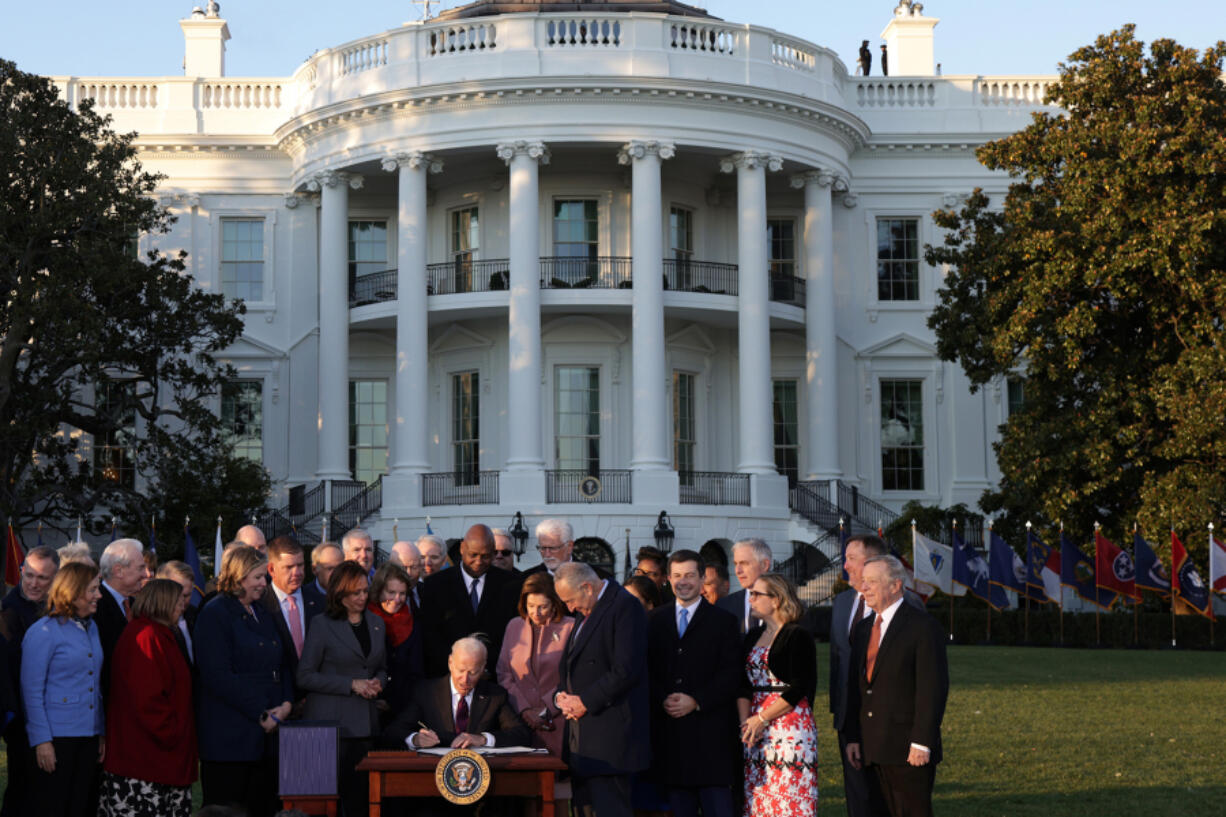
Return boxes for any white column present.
[721,151,781,476]
[383,152,442,479]
[496,141,549,474]
[792,170,841,482]
[307,169,363,481]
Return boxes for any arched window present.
[573,537,615,577]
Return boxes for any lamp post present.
[508,511,529,561]
[653,511,675,554]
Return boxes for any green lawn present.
[3,646,1223,816]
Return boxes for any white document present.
[415,746,547,756]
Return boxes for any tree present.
[0,59,269,547]
[925,28,1226,558]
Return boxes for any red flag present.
[1095,530,1138,602]
[1211,535,1226,595]
[1172,531,1214,620]
[5,525,24,588]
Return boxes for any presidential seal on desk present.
[435,748,491,804]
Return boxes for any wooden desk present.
[358,751,568,817]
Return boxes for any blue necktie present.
[469,578,480,613]
[678,607,689,637]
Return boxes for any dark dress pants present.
[27,735,100,817]
[873,761,936,817]
[1,720,34,817]
[573,773,632,817]
[668,785,734,817]
[839,730,890,817]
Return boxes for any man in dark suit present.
[418,524,517,677]
[262,536,323,687]
[832,534,925,817]
[716,537,772,634]
[523,518,612,580]
[383,636,529,749]
[554,562,649,817]
[845,556,949,817]
[647,550,741,817]
[97,538,146,701]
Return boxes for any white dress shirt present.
[847,591,871,636]
[405,678,496,748]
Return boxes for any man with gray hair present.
[490,528,520,575]
[342,528,376,576]
[527,518,611,579]
[716,537,773,633]
[97,537,146,701]
[389,540,424,612]
[845,555,948,817]
[554,561,649,817]
[415,534,448,577]
[309,542,343,598]
[383,635,529,751]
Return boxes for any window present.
[221,381,263,463]
[220,218,264,301]
[673,372,696,480]
[881,379,924,491]
[773,379,799,487]
[349,380,388,485]
[768,219,797,301]
[552,199,598,285]
[669,207,693,260]
[452,372,480,486]
[1007,377,1025,417]
[876,218,920,301]
[555,366,600,474]
[348,220,388,281]
[446,207,480,293]
[95,381,137,489]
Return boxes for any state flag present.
[913,529,957,595]
[989,530,1025,596]
[840,521,849,582]
[1133,532,1170,595]
[183,524,207,606]
[1210,532,1226,596]
[1095,530,1139,602]
[953,530,991,604]
[1172,531,1214,620]
[1060,532,1117,609]
[1025,529,1060,603]
[213,519,224,580]
[4,525,24,588]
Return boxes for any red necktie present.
[866,614,882,681]
[122,598,132,622]
[455,695,470,734]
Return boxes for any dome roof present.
[435,0,718,21]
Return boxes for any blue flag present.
[1133,532,1170,595]
[1060,532,1117,609]
[182,526,206,606]
[1024,529,1056,603]
[952,530,990,603]
[987,532,1021,609]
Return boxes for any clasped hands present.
[413,727,488,749]
[351,678,383,699]
[554,691,587,720]
[662,692,698,719]
[844,741,930,769]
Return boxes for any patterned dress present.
[744,644,818,817]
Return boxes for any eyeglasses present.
[747,590,774,599]
[537,545,565,553]
[494,550,513,557]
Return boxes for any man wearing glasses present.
[525,518,611,579]
[490,528,521,575]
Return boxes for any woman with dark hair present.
[625,574,661,610]
[738,572,818,817]
[195,545,293,817]
[20,561,105,817]
[298,560,387,817]
[100,578,196,817]
[496,571,574,757]
[367,562,421,715]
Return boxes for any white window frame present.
[211,209,277,309]
[863,207,934,315]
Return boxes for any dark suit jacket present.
[382,676,529,749]
[523,561,612,580]
[646,599,741,787]
[261,585,324,688]
[557,580,650,777]
[716,589,752,634]
[845,601,948,767]
[297,612,388,739]
[419,567,518,677]
[829,588,925,732]
[95,586,129,703]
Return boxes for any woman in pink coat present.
[495,572,574,756]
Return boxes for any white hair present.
[535,518,572,544]
[56,542,93,566]
[342,528,373,549]
[555,561,597,589]
[99,538,143,579]
[311,542,342,565]
[451,636,487,662]
[865,554,908,585]
[732,537,772,566]
[416,534,446,552]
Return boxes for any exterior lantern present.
[508,511,529,558]
[653,511,675,554]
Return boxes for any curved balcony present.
[539,257,632,289]
[427,258,510,295]
[664,258,737,295]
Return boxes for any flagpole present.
[986,520,993,644]
[1024,521,1031,644]
[1170,526,1177,648]
[1133,522,1140,647]
[949,520,957,642]
[1093,523,1102,647]
[1058,521,1065,646]
[1210,523,1216,648]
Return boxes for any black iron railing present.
[790,481,844,530]
[663,258,739,295]
[778,532,838,595]
[539,257,632,289]
[545,469,632,503]
[350,269,398,307]
[329,476,382,542]
[427,258,511,295]
[422,471,501,506]
[253,480,329,545]
[769,274,806,306]
[835,480,900,532]
[678,471,750,505]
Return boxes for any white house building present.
[53,0,1058,577]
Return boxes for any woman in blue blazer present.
[20,561,105,817]
[195,545,293,817]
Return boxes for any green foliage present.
[883,500,982,552]
[926,28,1226,562]
[0,60,268,538]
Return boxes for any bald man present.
[233,524,267,554]
[418,524,518,676]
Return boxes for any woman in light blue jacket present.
[20,560,105,817]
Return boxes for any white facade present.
[54,2,1060,571]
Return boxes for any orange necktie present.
[865,614,882,681]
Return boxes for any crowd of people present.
[0,519,948,817]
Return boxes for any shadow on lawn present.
[933,782,1226,817]
[946,645,1226,687]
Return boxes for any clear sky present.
[0,1,1219,79]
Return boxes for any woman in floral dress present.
[738,572,819,816]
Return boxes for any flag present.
[74,518,82,543]
[182,524,206,606]
[839,521,849,582]
[213,519,224,581]
[1025,529,1060,603]
[1060,532,1117,609]
[1133,532,1170,595]
[110,518,118,542]
[1172,531,1213,620]
[989,530,1025,599]
[890,545,927,601]
[952,530,1001,607]
[4,525,24,588]
[1094,530,1138,602]
[913,529,956,595]
[36,524,43,549]
[149,518,157,554]
[1210,532,1226,596]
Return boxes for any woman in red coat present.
[100,578,196,817]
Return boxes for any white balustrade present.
[339,39,388,74]
[201,82,283,109]
[78,82,160,109]
[669,22,738,55]
[544,18,621,47]
[977,78,1054,106]
[771,37,817,72]
[426,23,496,56]
[855,79,937,107]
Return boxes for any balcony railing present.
[663,258,738,295]
[769,274,805,306]
[546,469,632,503]
[422,471,501,506]
[329,475,383,541]
[539,257,632,289]
[350,269,398,307]
[427,258,510,295]
[678,471,750,505]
